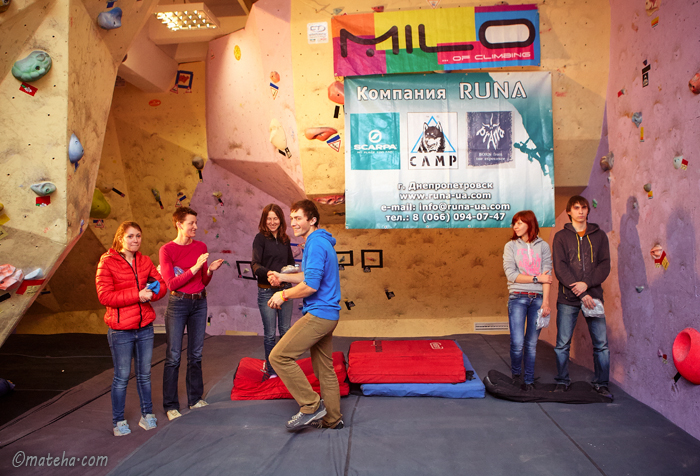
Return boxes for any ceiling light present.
[155,3,220,32]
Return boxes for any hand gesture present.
[537,270,553,284]
[570,281,588,296]
[268,291,284,309]
[581,295,596,309]
[191,253,209,273]
[267,271,282,287]
[139,288,154,303]
[208,259,224,273]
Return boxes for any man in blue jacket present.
[267,200,343,431]
[552,195,612,399]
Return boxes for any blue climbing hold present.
[97,7,122,30]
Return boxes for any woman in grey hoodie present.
[503,210,553,390]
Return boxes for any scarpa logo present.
[350,113,400,170]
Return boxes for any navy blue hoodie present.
[302,229,341,320]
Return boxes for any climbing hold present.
[151,189,163,209]
[643,183,652,193]
[617,88,626,97]
[592,199,598,208]
[689,72,700,94]
[30,182,56,197]
[68,133,84,165]
[304,127,338,141]
[635,286,644,293]
[192,155,205,170]
[270,71,280,83]
[0,0,11,13]
[385,290,395,299]
[645,0,660,16]
[97,7,122,29]
[90,189,111,218]
[0,264,23,291]
[632,198,638,209]
[332,7,344,15]
[11,50,52,82]
[631,112,642,128]
[269,119,290,157]
[313,194,345,206]
[600,152,614,171]
[372,6,385,13]
[673,155,688,170]
[213,191,224,205]
[650,244,669,269]
[25,268,44,280]
[328,81,345,105]
[0,203,3,213]
[673,328,700,385]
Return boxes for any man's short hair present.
[173,206,197,228]
[565,195,589,220]
[290,199,320,226]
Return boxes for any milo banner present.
[344,72,554,229]
[332,5,540,76]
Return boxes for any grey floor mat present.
[0,335,698,476]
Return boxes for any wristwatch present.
[532,275,538,284]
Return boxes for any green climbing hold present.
[12,50,52,82]
[90,189,111,218]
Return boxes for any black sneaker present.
[553,383,570,392]
[311,419,344,430]
[521,383,535,391]
[286,400,327,431]
[594,385,614,400]
[511,374,523,385]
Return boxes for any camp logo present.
[407,113,458,169]
[467,111,512,166]
[350,113,400,170]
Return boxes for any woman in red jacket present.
[96,221,167,436]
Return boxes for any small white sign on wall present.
[307,22,329,44]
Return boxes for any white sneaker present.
[189,399,209,409]
[139,413,157,430]
[113,420,131,436]
[166,409,182,421]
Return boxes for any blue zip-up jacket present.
[301,229,341,320]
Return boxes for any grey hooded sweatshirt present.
[503,237,553,294]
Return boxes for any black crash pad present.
[483,370,613,404]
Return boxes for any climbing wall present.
[206,0,305,207]
[540,0,700,442]
[0,0,158,344]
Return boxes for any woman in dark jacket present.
[252,204,296,377]
[96,221,166,436]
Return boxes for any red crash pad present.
[348,340,466,384]
[231,351,350,400]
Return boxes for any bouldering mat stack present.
[348,340,485,398]
[231,351,349,400]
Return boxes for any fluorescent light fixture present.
[155,3,220,31]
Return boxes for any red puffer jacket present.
[95,248,167,330]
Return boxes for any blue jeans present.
[257,287,293,366]
[107,324,154,426]
[163,294,207,411]
[507,294,542,384]
[555,303,610,387]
